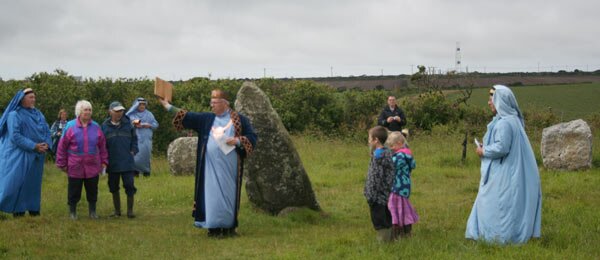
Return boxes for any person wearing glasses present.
[159,89,257,238]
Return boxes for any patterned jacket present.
[391,148,416,198]
[364,147,394,205]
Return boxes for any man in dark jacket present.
[377,96,406,131]
[101,101,139,218]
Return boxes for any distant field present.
[465,83,600,121]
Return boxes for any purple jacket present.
[56,117,108,179]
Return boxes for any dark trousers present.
[68,176,99,206]
[368,202,392,230]
[108,171,137,196]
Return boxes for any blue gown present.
[0,90,51,213]
[126,98,158,174]
[194,112,238,228]
[174,107,256,229]
[466,85,542,244]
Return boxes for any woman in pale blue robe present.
[0,88,52,217]
[126,97,158,176]
[466,85,542,244]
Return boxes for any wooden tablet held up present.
[154,77,173,102]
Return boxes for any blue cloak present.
[0,90,51,213]
[126,98,158,173]
[465,85,542,244]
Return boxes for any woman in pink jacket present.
[56,100,108,220]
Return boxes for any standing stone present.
[235,81,321,214]
[541,119,593,171]
[167,137,198,176]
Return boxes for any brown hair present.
[369,126,388,145]
[57,108,67,120]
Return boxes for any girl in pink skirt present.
[385,131,419,239]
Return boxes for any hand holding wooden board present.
[154,77,173,102]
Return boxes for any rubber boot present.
[110,193,121,217]
[392,224,403,240]
[89,202,99,219]
[403,225,412,237]
[223,228,238,238]
[376,228,392,243]
[208,228,222,238]
[13,212,25,218]
[69,204,77,220]
[127,196,135,218]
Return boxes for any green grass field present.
[465,83,600,121]
[2,82,600,259]
[1,132,599,259]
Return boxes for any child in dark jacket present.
[101,101,139,218]
[364,126,395,242]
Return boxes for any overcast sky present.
[1,0,599,80]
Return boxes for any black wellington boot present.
[69,204,77,220]
[89,203,99,219]
[127,196,135,218]
[403,224,412,237]
[110,193,121,217]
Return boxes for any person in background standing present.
[50,108,68,160]
[377,96,407,132]
[126,97,158,177]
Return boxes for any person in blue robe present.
[159,89,257,238]
[466,85,542,244]
[126,97,159,177]
[0,88,52,217]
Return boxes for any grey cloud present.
[1,0,599,79]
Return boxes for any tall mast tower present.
[455,42,462,73]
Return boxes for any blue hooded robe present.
[465,85,542,244]
[126,98,158,174]
[0,90,52,213]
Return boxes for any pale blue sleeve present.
[148,113,159,130]
[7,112,37,151]
[483,120,513,159]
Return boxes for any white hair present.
[75,100,92,117]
